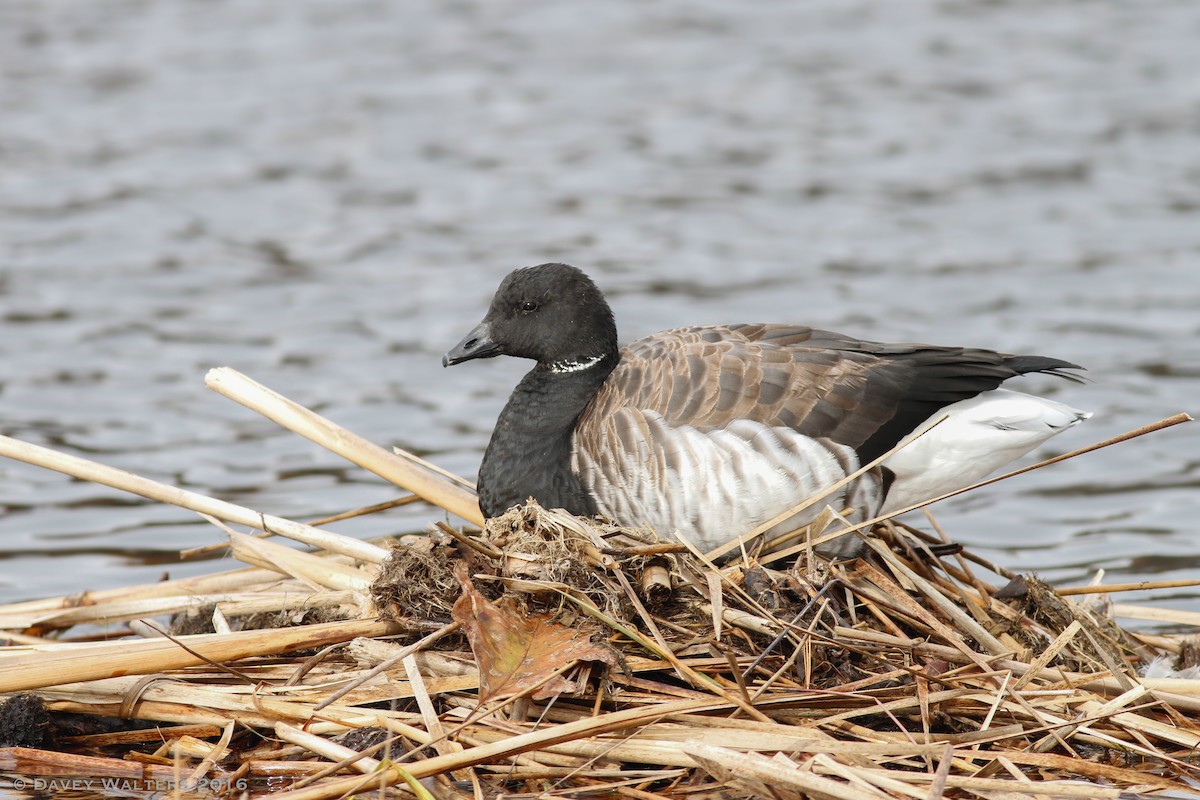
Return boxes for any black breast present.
[476,367,606,519]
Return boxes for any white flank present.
[572,390,1088,554]
[879,389,1091,514]
[574,411,880,553]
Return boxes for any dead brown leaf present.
[451,562,616,702]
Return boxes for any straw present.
[0,370,1194,799]
[205,367,483,526]
[0,434,387,564]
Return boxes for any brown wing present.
[577,323,1078,464]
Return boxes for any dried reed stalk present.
[0,434,386,564]
[0,373,1194,799]
[0,619,399,693]
[205,367,483,526]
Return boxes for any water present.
[1,0,1198,616]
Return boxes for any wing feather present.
[576,323,1082,465]
[579,324,881,442]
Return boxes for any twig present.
[206,367,483,525]
[0,433,387,564]
[181,495,425,559]
[313,621,461,711]
[1057,578,1200,596]
[434,521,503,559]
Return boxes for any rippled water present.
[1,1,1197,614]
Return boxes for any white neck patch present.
[549,353,605,374]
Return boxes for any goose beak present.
[443,321,501,366]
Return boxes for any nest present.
[2,501,1197,800]
[0,368,1195,799]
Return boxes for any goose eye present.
[520,300,539,313]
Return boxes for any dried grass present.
[0,368,1194,799]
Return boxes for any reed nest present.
[0,367,1195,800]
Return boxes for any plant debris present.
[0,370,1194,799]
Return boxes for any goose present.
[443,263,1089,558]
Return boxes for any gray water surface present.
[1,1,1198,614]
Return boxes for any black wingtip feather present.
[1004,355,1088,384]
[855,351,1087,464]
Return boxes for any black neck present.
[477,354,617,519]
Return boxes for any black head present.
[443,263,619,370]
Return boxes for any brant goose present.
[444,263,1088,558]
